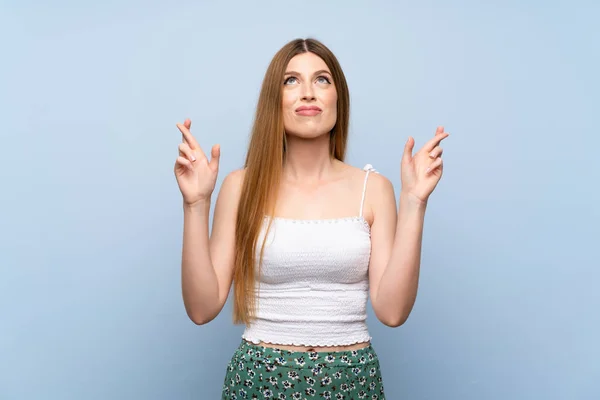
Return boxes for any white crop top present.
[241,164,378,347]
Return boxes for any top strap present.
[359,164,378,218]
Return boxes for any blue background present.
[1,0,598,398]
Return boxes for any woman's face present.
[282,52,338,139]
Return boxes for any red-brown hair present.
[233,38,351,324]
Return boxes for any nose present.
[300,82,316,101]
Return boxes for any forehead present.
[286,52,330,74]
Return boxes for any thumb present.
[184,118,192,130]
[402,137,414,163]
[209,144,221,170]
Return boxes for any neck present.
[283,133,335,183]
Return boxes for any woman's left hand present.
[400,126,450,204]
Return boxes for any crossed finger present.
[424,126,449,153]
[182,119,191,145]
[176,120,206,160]
[429,146,443,159]
[179,142,197,162]
[426,157,443,174]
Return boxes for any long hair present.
[232,38,351,325]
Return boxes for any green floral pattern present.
[221,340,385,399]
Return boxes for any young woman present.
[174,38,449,399]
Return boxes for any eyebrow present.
[284,69,332,76]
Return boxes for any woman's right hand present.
[174,119,220,207]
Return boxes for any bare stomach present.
[247,339,371,352]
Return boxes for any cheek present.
[282,92,294,110]
[281,93,296,129]
[323,87,337,106]
[283,92,302,124]
[326,93,338,115]
[330,98,337,114]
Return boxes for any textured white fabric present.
[242,164,378,347]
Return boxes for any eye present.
[284,76,298,85]
[316,76,331,84]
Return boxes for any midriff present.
[247,339,371,352]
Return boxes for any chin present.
[285,122,336,140]
[286,129,330,140]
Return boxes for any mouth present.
[295,105,322,116]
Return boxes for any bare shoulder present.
[333,162,393,194]
[224,167,246,186]
[340,162,394,194]
[219,168,246,196]
[214,168,246,213]
[368,170,395,197]
[360,165,396,221]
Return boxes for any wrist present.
[399,191,428,210]
[183,198,211,213]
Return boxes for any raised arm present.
[368,126,449,327]
[175,119,243,324]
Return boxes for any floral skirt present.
[221,340,385,399]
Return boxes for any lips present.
[295,105,322,116]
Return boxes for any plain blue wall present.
[1,0,598,398]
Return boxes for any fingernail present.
[429,152,435,158]
[426,167,431,173]
[191,155,196,161]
